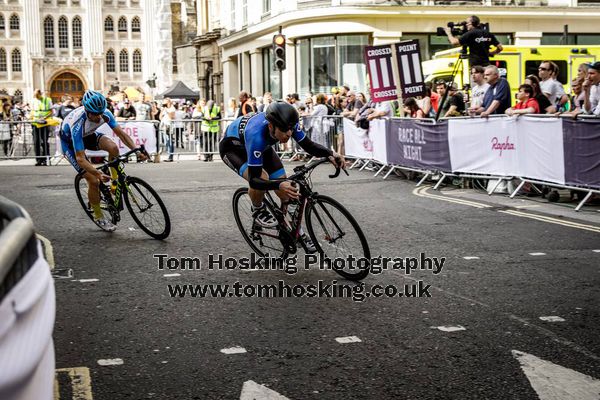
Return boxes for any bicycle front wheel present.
[305,195,370,281]
[124,176,171,239]
[74,173,117,227]
[232,188,287,259]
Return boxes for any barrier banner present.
[563,118,600,188]
[387,119,451,171]
[89,121,157,156]
[448,118,520,176]
[516,116,565,184]
[370,119,388,164]
[343,118,373,160]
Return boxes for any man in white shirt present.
[583,61,600,116]
[538,61,568,109]
[468,65,489,111]
[367,100,392,120]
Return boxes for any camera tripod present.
[435,52,469,122]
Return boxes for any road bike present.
[74,146,171,239]
[232,158,370,281]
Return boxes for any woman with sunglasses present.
[60,90,146,231]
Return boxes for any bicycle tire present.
[124,176,171,240]
[74,173,118,228]
[232,188,288,259]
[305,195,370,281]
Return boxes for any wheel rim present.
[126,180,168,237]
[235,190,286,258]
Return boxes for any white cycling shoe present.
[95,218,117,232]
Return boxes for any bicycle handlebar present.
[100,145,148,169]
[288,157,348,181]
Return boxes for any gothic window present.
[119,49,128,72]
[106,49,115,72]
[11,48,21,72]
[9,14,19,31]
[72,16,82,48]
[0,49,6,72]
[104,16,114,32]
[133,49,141,72]
[131,17,140,33]
[118,16,127,32]
[58,16,68,48]
[44,16,54,48]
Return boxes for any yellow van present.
[422,45,599,104]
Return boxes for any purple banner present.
[563,119,600,189]
[387,119,451,172]
[364,45,398,103]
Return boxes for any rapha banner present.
[387,119,451,171]
[448,117,520,176]
[394,40,425,99]
[87,121,158,156]
[563,118,600,189]
[364,45,398,103]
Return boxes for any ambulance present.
[422,45,600,102]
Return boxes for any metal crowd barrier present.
[0,120,49,161]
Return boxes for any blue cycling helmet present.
[82,90,107,114]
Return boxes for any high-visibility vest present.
[201,105,220,133]
[32,96,53,127]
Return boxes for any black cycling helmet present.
[265,101,299,131]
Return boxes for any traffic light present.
[273,34,286,71]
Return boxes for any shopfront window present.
[296,34,369,98]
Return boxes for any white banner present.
[448,118,520,176]
[343,118,388,163]
[516,116,565,184]
[87,121,157,157]
[343,119,373,160]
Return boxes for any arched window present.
[104,16,113,32]
[9,14,19,31]
[133,49,142,72]
[44,16,54,48]
[0,15,5,30]
[118,16,127,32]
[0,49,6,72]
[58,16,68,48]
[13,89,22,98]
[119,49,128,72]
[11,48,21,72]
[0,89,7,95]
[131,17,141,33]
[106,49,115,72]
[72,16,82,48]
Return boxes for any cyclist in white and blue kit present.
[219,101,345,249]
[60,90,145,231]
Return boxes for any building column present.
[514,32,542,46]
[242,51,251,93]
[282,40,295,97]
[250,49,262,96]
[222,57,238,102]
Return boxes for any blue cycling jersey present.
[225,113,305,167]
[60,106,118,152]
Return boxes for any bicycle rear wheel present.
[232,188,287,259]
[124,176,171,239]
[74,173,118,227]
[305,195,370,281]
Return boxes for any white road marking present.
[36,233,55,270]
[539,316,566,322]
[335,336,362,344]
[128,227,136,231]
[512,350,600,400]
[529,252,547,256]
[499,210,600,233]
[463,256,480,260]
[97,358,124,366]
[78,279,99,283]
[163,273,181,277]
[514,204,542,209]
[240,380,290,400]
[593,250,600,253]
[433,326,466,332]
[413,186,491,209]
[220,346,247,354]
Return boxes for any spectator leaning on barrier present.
[200,100,221,162]
[582,61,600,116]
[474,65,511,118]
[367,99,393,121]
[134,97,151,121]
[505,84,539,116]
[117,99,136,120]
[437,81,465,118]
[538,61,568,111]
[58,95,76,120]
[524,75,553,114]
[31,89,53,166]
[1,101,12,156]
[341,91,363,120]
[404,97,425,118]
[173,103,186,149]
[468,65,490,111]
[569,78,585,113]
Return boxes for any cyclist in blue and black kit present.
[61,90,146,232]
[219,101,345,248]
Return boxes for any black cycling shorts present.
[219,136,285,179]
[61,133,106,173]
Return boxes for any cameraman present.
[444,15,503,67]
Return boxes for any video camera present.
[437,21,467,37]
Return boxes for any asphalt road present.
[1,160,599,400]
